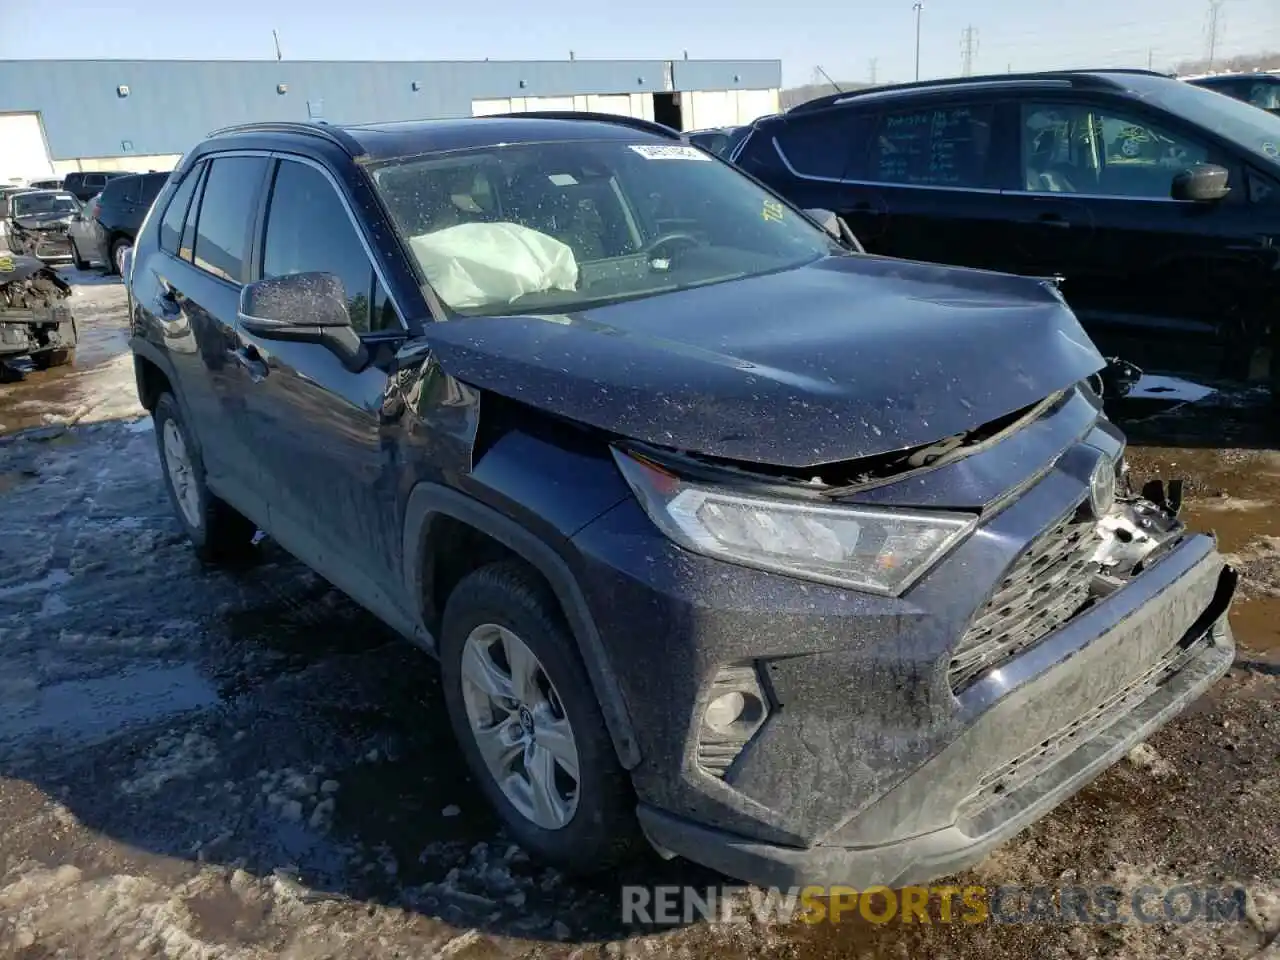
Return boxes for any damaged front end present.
[578,379,1235,887]
[0,255,76,376]
[8,217,75,263]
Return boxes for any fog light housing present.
[697,665,769,779]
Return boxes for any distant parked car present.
[686,125,752,158]
[28,178,64,190]
[1186,72,1280,115]
[68,193,104,268]
[5,189,79,262]
[70,171,168,274]
[63,170,132,202]
[733,68,1280,394]
[0,186,36,221]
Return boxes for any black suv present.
[71,171,169,274]
[1186,72,1280,115]
[63,170,132,202]
[731,70,1280,390]
[127,116,1235,889]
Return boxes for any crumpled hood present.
[13,212,72,231]
[425,254,1106,468]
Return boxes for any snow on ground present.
[0,270,1275,959]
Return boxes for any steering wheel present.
[642,231,701,260]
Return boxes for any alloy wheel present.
[162,419,201,528]
[459,623,581,829]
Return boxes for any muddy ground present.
[0,269,1276,960]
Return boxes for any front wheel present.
[440,561,641,874]
[153,392,258,564]
[70,238,90,271]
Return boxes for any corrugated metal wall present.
[0,59,782,160]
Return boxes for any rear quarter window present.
[773,109,870,179]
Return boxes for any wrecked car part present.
[0,254,76,370]
[950,487,1187,694]
[1089,356,1144,400]
[621,390,1067,498]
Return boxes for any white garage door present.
[0,113,54,185]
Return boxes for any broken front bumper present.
[13,230,73,262]
[0,305,77,359]
[634,535,1235,888]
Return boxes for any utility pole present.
[1147,48,1154,70]
[960,25,979,77]
[1206,0,1225,67]
[913,1,924,81]
[869,58,878,84]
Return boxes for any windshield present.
[1132,76,1280,167]
[12,192,78,217]
[369,138,836,316]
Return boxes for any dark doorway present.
[652,93,683,132]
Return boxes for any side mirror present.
[1171,163,1230,203]
[803,207,866,254]
[237,272,369,372]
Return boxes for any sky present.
[1,0,1277,88]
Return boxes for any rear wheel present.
[109,237,132,277]
[32,348,73,370]
[70,238,90,271]
[440,561,641,874]
[153,392,258,565]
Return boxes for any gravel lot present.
[0,270,1276,959]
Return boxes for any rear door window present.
[139,173,169,205]
[159,162,204,258]
[866,102,997,188]
[190,156,269,283]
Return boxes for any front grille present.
[958,628,1212,819]
[948,503,1102,693]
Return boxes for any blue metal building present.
[0,58,781,180]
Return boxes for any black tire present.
[70,238,90,271]
[108,237,131,277]
[153,392,258,565]
[32,348,74,369]
[440,560,641,874]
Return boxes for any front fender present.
[401,481,641,769]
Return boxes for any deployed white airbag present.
[408,222,579,310]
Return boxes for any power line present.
[961,25,979,76]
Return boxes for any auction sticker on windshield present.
[629,144,712,161]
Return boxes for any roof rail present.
[787,68,1174,114]
[485,110,683,140]
[205,120,365,156]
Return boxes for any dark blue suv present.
[126,115,1236,889]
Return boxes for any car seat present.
[505,168,608,260]
[1025,126,1077,193]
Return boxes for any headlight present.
[613,449,977,596]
